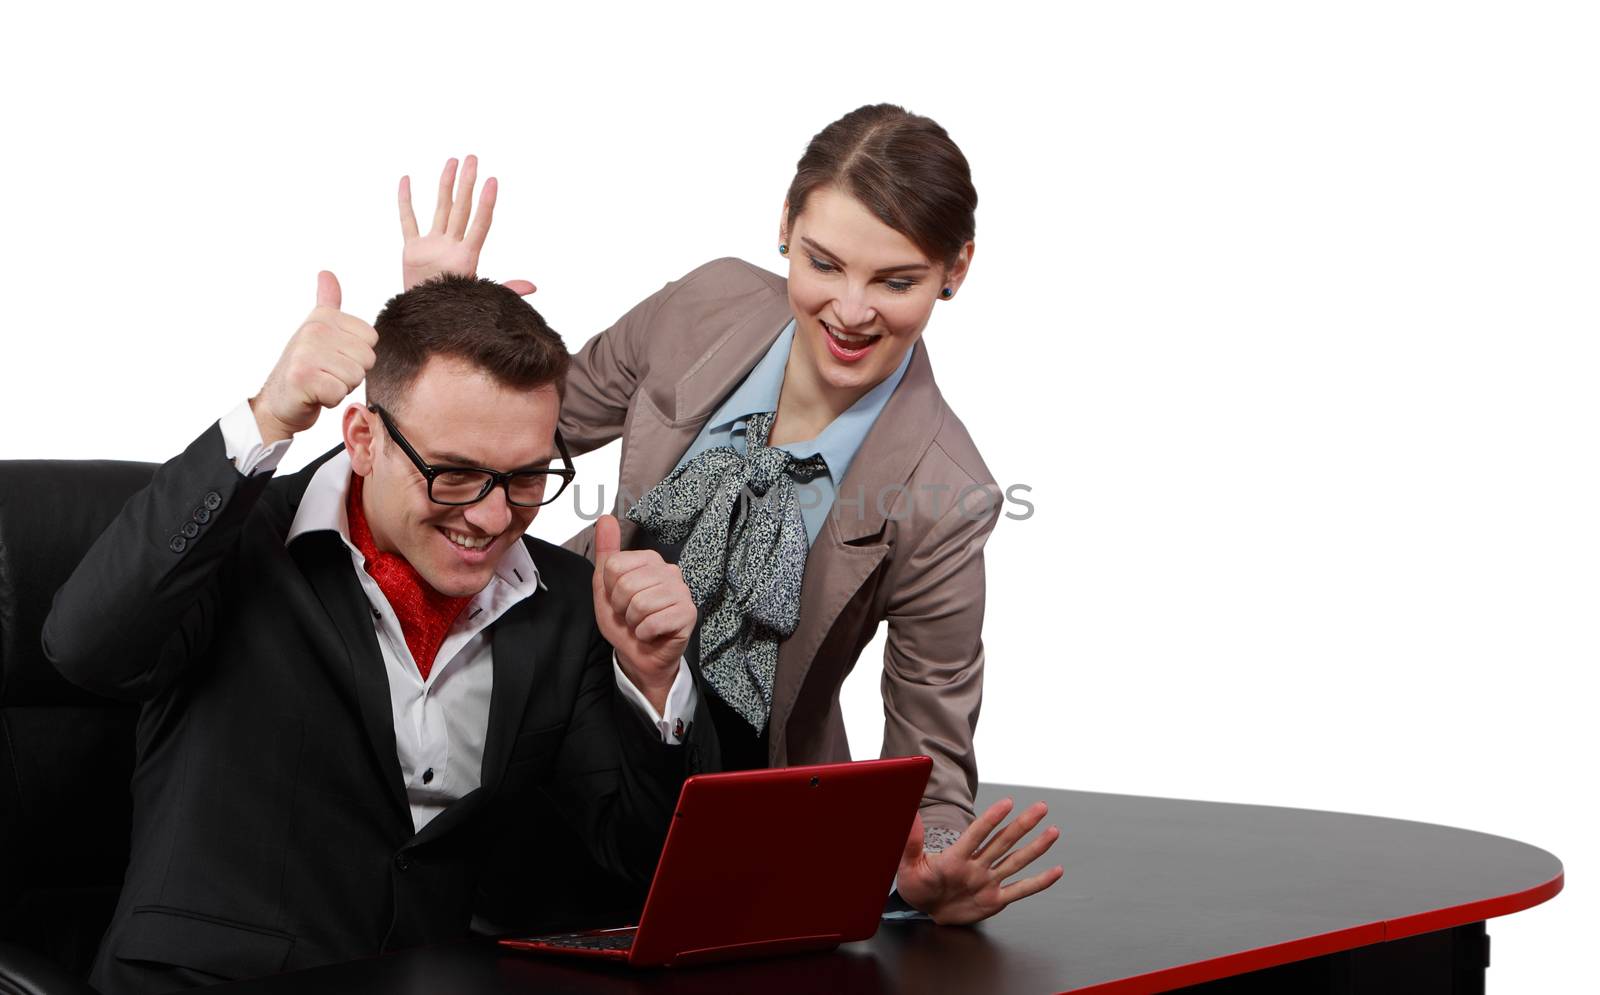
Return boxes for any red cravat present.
[346,473,470,680]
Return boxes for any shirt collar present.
[286,449,544,595]
[807,338,914,486]
[705,318,916,483]
[704,318,795,433]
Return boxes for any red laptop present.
[498,755,932,967]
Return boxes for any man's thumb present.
[592,514,621,598]
[316,270,341,310]
[595,514,621,558]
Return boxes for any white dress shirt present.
[217,400,697,832]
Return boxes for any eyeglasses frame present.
[366,402,576,508]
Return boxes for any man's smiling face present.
[347,354,560,598]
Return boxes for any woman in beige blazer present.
[400,105,1060,924]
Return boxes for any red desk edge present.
[1065,869,1566,994]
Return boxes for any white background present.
[3,1,1593,988]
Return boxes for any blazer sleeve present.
[880,483,1004,840]
[41,421,273,701]
[558,278,673,459]
[559,257,764,460]
[557,270,688,562]
[541,609,716,886]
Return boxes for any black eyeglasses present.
[368,403,576,508]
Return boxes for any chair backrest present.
[0,459,157,977]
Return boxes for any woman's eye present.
[807,255,836,274]
[885,280,916,294]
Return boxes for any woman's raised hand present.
[398,155,536,295]
[893,797,1064,926]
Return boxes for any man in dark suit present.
[42,270,705,992]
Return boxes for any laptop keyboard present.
[535,929,637,952]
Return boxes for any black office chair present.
[0,459,159,994]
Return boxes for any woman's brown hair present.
[785,103,977,270]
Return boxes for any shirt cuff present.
[922,825,961,854]
[612,655,699,744]
[220,398,292,476]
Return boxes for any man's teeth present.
[824,322,877,347]
[444,529,491,550]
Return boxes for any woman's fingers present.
[430,158,458,235]
[989,824,1061,880]
[949,797,1014,861]
[464,176,497,253]
[446,154,478,238]
[998,864,1065,906]
[398,176,419,240]
[973,800,1049,862]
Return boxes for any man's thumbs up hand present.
[250,271,381,445]
[591,514,696,714]
[316,269,342,310]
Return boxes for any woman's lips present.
[821,319,879,363]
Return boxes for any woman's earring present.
[940,287,953,299]
[779,243,788,256]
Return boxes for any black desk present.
[208,784,1563,994]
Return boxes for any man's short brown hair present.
[368,274,569,410]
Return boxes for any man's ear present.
[343,403,378,476]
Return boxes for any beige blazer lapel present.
[608,388,699,552]
[609,297,793,549]
[768,342,947,761]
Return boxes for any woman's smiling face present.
[783,184,972,400]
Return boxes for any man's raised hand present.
[591,514,695,714]
[249,271,378,445]
[399,154,535,295]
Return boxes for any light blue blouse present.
[669,318,915,545]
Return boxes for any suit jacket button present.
[180,521,200,539]
[394,853,411,872]
[203,491,223,511]
[192,506,212,524]
[168,535,187,554]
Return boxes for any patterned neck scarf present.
[346,473,471,681]
[626,411,827,731]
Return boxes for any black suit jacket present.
[41,423,703,993]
